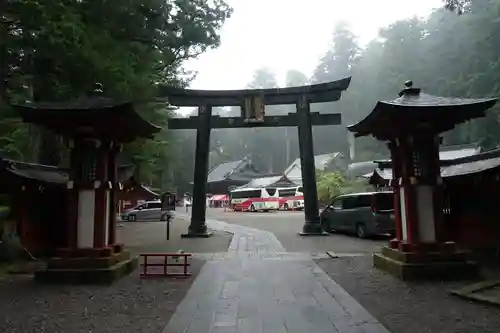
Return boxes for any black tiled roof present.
[207,157,262,183]
[207,160,246,183]
[347,84,497,140]
[234,175,296,190]
[0,158,135,185]
[12,96,161,143]
[371,148,500,181]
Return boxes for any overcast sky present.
[183,0,443,91]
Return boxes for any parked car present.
[320,191,395,238]
[121,200,162,221]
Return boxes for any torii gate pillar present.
[297,95,323,234]
[188,105,213,237]
[161,78,351,236]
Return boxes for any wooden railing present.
[139,253,192,279]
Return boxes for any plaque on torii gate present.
[159,77,351,237]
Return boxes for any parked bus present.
[230,187,280,212]
[276,186,304,210]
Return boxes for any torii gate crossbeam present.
[160,77,351,237]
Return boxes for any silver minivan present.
[320,191,395,238]
[121,200,162,221]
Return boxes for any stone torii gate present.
[161,77,351,237]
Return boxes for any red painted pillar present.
[107,143,119,245]
[429,136,446,243]
[17,191,34,252]
[388,140,402,244]
[393,187,402,238]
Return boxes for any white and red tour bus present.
[276,186,304,210]
[230,187,280,212]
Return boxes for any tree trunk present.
[133,159,141,182]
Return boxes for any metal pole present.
[182,105,213,237]
[296,95,326,235]
[166,217,171,240]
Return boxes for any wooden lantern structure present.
[348,81,497,280]
[368,149,500,252]
[0,158,135,257]
[12,86,161,284]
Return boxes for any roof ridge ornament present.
[399,80,421,97]
[79,82,105,101]
[91,83,104,96]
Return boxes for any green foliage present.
[166,0,500,192]
[444,0,471,14]
[317,168,373,204]
[1,0,232,189]
[313,0,500,159]
[339,178,374,195]
[316,171,344,204]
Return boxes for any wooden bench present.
[139,253,192,279]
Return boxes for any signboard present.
[242,95,265,122]
[161,192,176,211]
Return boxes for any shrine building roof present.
[234,175,296,190]
[347,81,498,140]
[0,158,135,188]
[12,87,161,143]
[369,148,500,183]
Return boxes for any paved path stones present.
[162,217,390,333]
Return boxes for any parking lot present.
[205,207,388,254]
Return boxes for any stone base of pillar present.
[374,241,479,281]
[181,223,213,238]
[34,244,137,284]
[299,221,328,236]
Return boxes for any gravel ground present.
[0,259,204,333]
[316,256,500,333]
[0,215,231,333]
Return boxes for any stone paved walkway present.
[162,217,390,333]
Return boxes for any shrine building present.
[368,148,500,253]
[0,158,135,257]
[347,80,497,280]
[11,86,161,284]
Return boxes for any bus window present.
[231,189,261,199]
[266,188,277,196]
[248,190,261,198]
[278,188,296,197]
